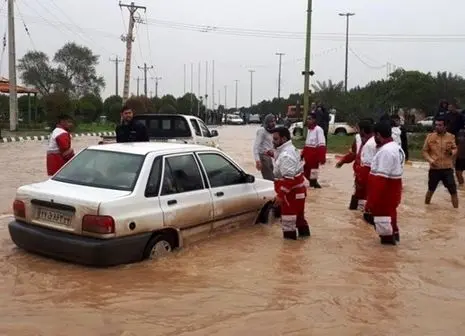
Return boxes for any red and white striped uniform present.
[46,127,74,176]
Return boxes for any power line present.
[349,48,387,70]
[14,0,36,50]
[5,12,465,43]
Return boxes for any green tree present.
[18,43,105,98]
[42,92,73,125]
[17,51,56,96]
[103,95,123,122]
[77,94,103,122]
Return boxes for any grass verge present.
[293,133,426,161]
[1,123,116,138]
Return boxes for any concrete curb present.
[1,131,116,143]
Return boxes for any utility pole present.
[8,0,18,131]
[302,0,313,138]
[204,61,208,113]
[134,77,141,96]
[275,52,285,99]
[119,1,146,103]
[224,85,228,109]
[151,76,162,97]
[109,56,124,96]
[339,12,355,92]
[249,70,255,107]
[190,63,193,114]
[212,60,215,112]
[183,64,186,94]
[234,80,239,110]
[197,62,201,99]
[138,62,153,96]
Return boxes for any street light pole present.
[275,52,285,99]
[339,12,355,93]
[302,0,313,138]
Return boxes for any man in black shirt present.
[115,106,149,143]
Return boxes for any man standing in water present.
[422,117,459,208]
[253,114,276,181]
[272,126,310,240]
[365,122,404,245]
[46,114,75,176]
[336,119,376,210]
[301,113,326,188]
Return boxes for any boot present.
[309,179,322,188]
[452,194,459,208]
[363,212,374,226]
[283,230,297,240]
[349,195,358,210]
[380,235,396,245]
[394,232,400,242]
[425,191,433,204]
[297,225,311,237]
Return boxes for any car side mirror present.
[210,129,219,137]
[244,174,255,183]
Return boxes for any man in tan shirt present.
[422,117,458,208]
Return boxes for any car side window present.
[145,157,162,197]
[198,153,244,188]
[190,119,202,136]
[197,120,211,137]
[161,154,204,195]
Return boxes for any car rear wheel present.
[335,128,347,136]
[143,234,174,260]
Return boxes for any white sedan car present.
[9,143,275,266]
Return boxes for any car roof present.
[87,142,220,155]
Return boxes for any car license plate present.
[37,208,72,226]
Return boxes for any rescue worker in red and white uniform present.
[301,113,326,188]
[272,127,311,240]
[336,119,376,210]
[365,122,405,245]
[46,114,74,176]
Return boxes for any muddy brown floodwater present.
[0,126,465,335]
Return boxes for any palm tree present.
[311,80,344,93]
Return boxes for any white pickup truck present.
[289,113,356,137]
[100,114,220,148]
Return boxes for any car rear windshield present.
[53,149,145,191]
[134,115,192,138]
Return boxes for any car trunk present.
[16,180,131,235]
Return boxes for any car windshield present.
[53,149,145,191]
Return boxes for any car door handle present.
[167,199,177,205]
[215,192,224,197]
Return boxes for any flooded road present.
[1,126,465,335]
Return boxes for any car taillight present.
[82,215,115,234]
[13,200,25,218]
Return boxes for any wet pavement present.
[0,126,464,335]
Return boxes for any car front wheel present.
[143,234,174,260]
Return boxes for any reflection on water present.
[1,126,465,335]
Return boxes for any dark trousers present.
[428,168,457,195]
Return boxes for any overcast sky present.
[1,0,464,108]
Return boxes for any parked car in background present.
[416,116,434,128]
[289,113,356,137]
[100,114,220,148]
[248,114,261,124]
[224,114,245,125]
[8,143,276,267]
